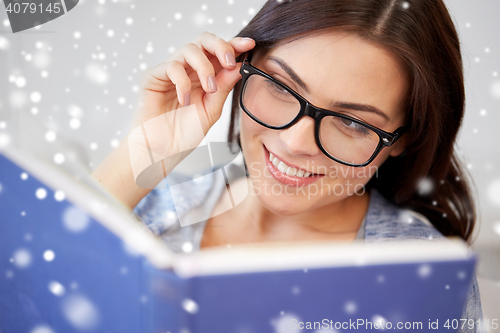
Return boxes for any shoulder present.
[365,190,483,326]
[364,189,446,242]
[365,190,485,329]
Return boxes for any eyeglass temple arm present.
[386,124,410,146]
[243,49,254,63]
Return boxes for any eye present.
[341,118,358,128]
[340,117,371,136]
[265,79,290,95]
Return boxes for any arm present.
[90,134,152,211]
[90,32,255,211]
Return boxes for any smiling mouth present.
[264,145,324,177]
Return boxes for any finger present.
[194,31,239,70]
[174,43,218,94]
[228,37,256,58]
[203,63,244,124]
[143,60,190,102]
[165,60,192,106]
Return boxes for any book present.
[0,131,477,333]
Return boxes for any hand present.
[126,32,255,189]
[130,31,255,135]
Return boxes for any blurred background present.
[0,0,499,328]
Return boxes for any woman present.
[91,0,484,329]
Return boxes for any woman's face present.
[239,30,409,216]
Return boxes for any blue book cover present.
[0,142,477,333]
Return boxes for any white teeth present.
[286,167,297,176]
[277,161,288,173]
[269,151,312,178]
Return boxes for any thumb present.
[203,63,243,123]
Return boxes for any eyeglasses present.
[238,50,409,167]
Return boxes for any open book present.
[0,123,476,333]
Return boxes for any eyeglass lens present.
[242,74,380,165]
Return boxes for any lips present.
[263,144,325,186]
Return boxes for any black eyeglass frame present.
[238,50,410,167]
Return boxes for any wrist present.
[127,104,205,189]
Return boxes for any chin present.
[255,190,308,216]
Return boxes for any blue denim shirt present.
[133,162,484,332]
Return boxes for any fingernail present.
[184,92,190,106]
[207,75,217,93]
[225,51,236,67]
[241,37,254,43]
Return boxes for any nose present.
[278,116,321,156]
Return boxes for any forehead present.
[254,30,409,124]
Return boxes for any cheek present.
[240,111,263,133]
[240,112,267,149]
[345,149,390,185]
[332,150,390,189]
[239,113,268,177]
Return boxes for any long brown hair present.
[227,0,476,243]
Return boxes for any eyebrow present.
[266,56,391,122]
[268,56,310,94]
[331,101,391,121]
